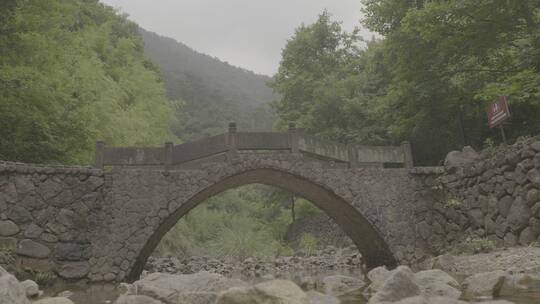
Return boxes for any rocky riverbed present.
[2,247,540,304]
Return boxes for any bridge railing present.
[95,123,413,169]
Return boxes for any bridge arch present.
[126,167,397,282]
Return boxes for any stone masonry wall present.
[431,137,540,252]
[0,161,105,280]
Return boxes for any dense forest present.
[271,1,540,165]
[0,0,177,164]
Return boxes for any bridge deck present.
[95,125,413,169]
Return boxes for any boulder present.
[506,198,531,232]
[444,146,479,168]
[321,275,365,296]
[217,279,308,304]
[115,295,164,304]
[130,272,247,304]
[0,266,30,304]
[368,266,421,304]
[33,298,74,304]
[20,279,40,298]
[366,266,393,294]
[462,270,507,300]
[413,269,461,299]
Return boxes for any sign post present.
[487,96,511,143]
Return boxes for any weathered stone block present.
[16,239,51,259]
[55,243,89,261]
[57,261,90,279]
[0,220,19,236]
[497,196,513,217]
[507,197,531,232]
[8,206,32,224]
[0,237,18,249]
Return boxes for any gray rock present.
[57,261,90,279]
[467,209,484,229]
[217,280,308,304]
[20,279,40,298]
[368,266,421,304]
[366,266,392,294]
[462,270,506,300]
[519,227,536,245]
[526,189,540,206]
[321,275,365,296]
[532,202,540,217]
[115,295,164,304]
[528,169,540,185]
[24,223,43,239]
[444,147,479,168]
[504,233,518,247]
[131,272,247,304]
[413,269,461,299]
[7,206,32,224]
[0,236,18,249]
[0,220,19,236]
[0,266,30,304]
[16,239,51,259]
[506,197,531,232]
[55,243,88,261]
[497,196,514,217]
[531,141,540,152]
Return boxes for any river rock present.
[57,261,90,279]
[366,266,393,295]
[20,279,40,298]
[115,295,164,304]
[33,298,74,304]
[0,266,30,304]
[217,279,308,304]
[368,266,421,304]
[462,270,507,300]
[321,274,365,296]
[306,290,340,304]
[130,271,247,304]
[413,269,461,299]
[0,220,19,236]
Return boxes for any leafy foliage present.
[155,185,323,259]
[273,4,540,164]
[0,0,176,164]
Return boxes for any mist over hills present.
[139,28,277,141]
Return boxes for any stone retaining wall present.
[430,137,540,252]
[0,161,105,280]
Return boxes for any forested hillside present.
[140,29,276,140]
[0,0,178,164]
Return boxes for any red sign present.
[487,96,510,128]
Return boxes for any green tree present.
[361,0,540,163]
[270,11,389,145]
[0,0,176,164]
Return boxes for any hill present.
[139,28,277,140]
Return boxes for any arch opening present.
[126,168,397,282]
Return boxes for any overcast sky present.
[100,0,372,76]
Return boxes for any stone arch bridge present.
[0,124,440,282]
